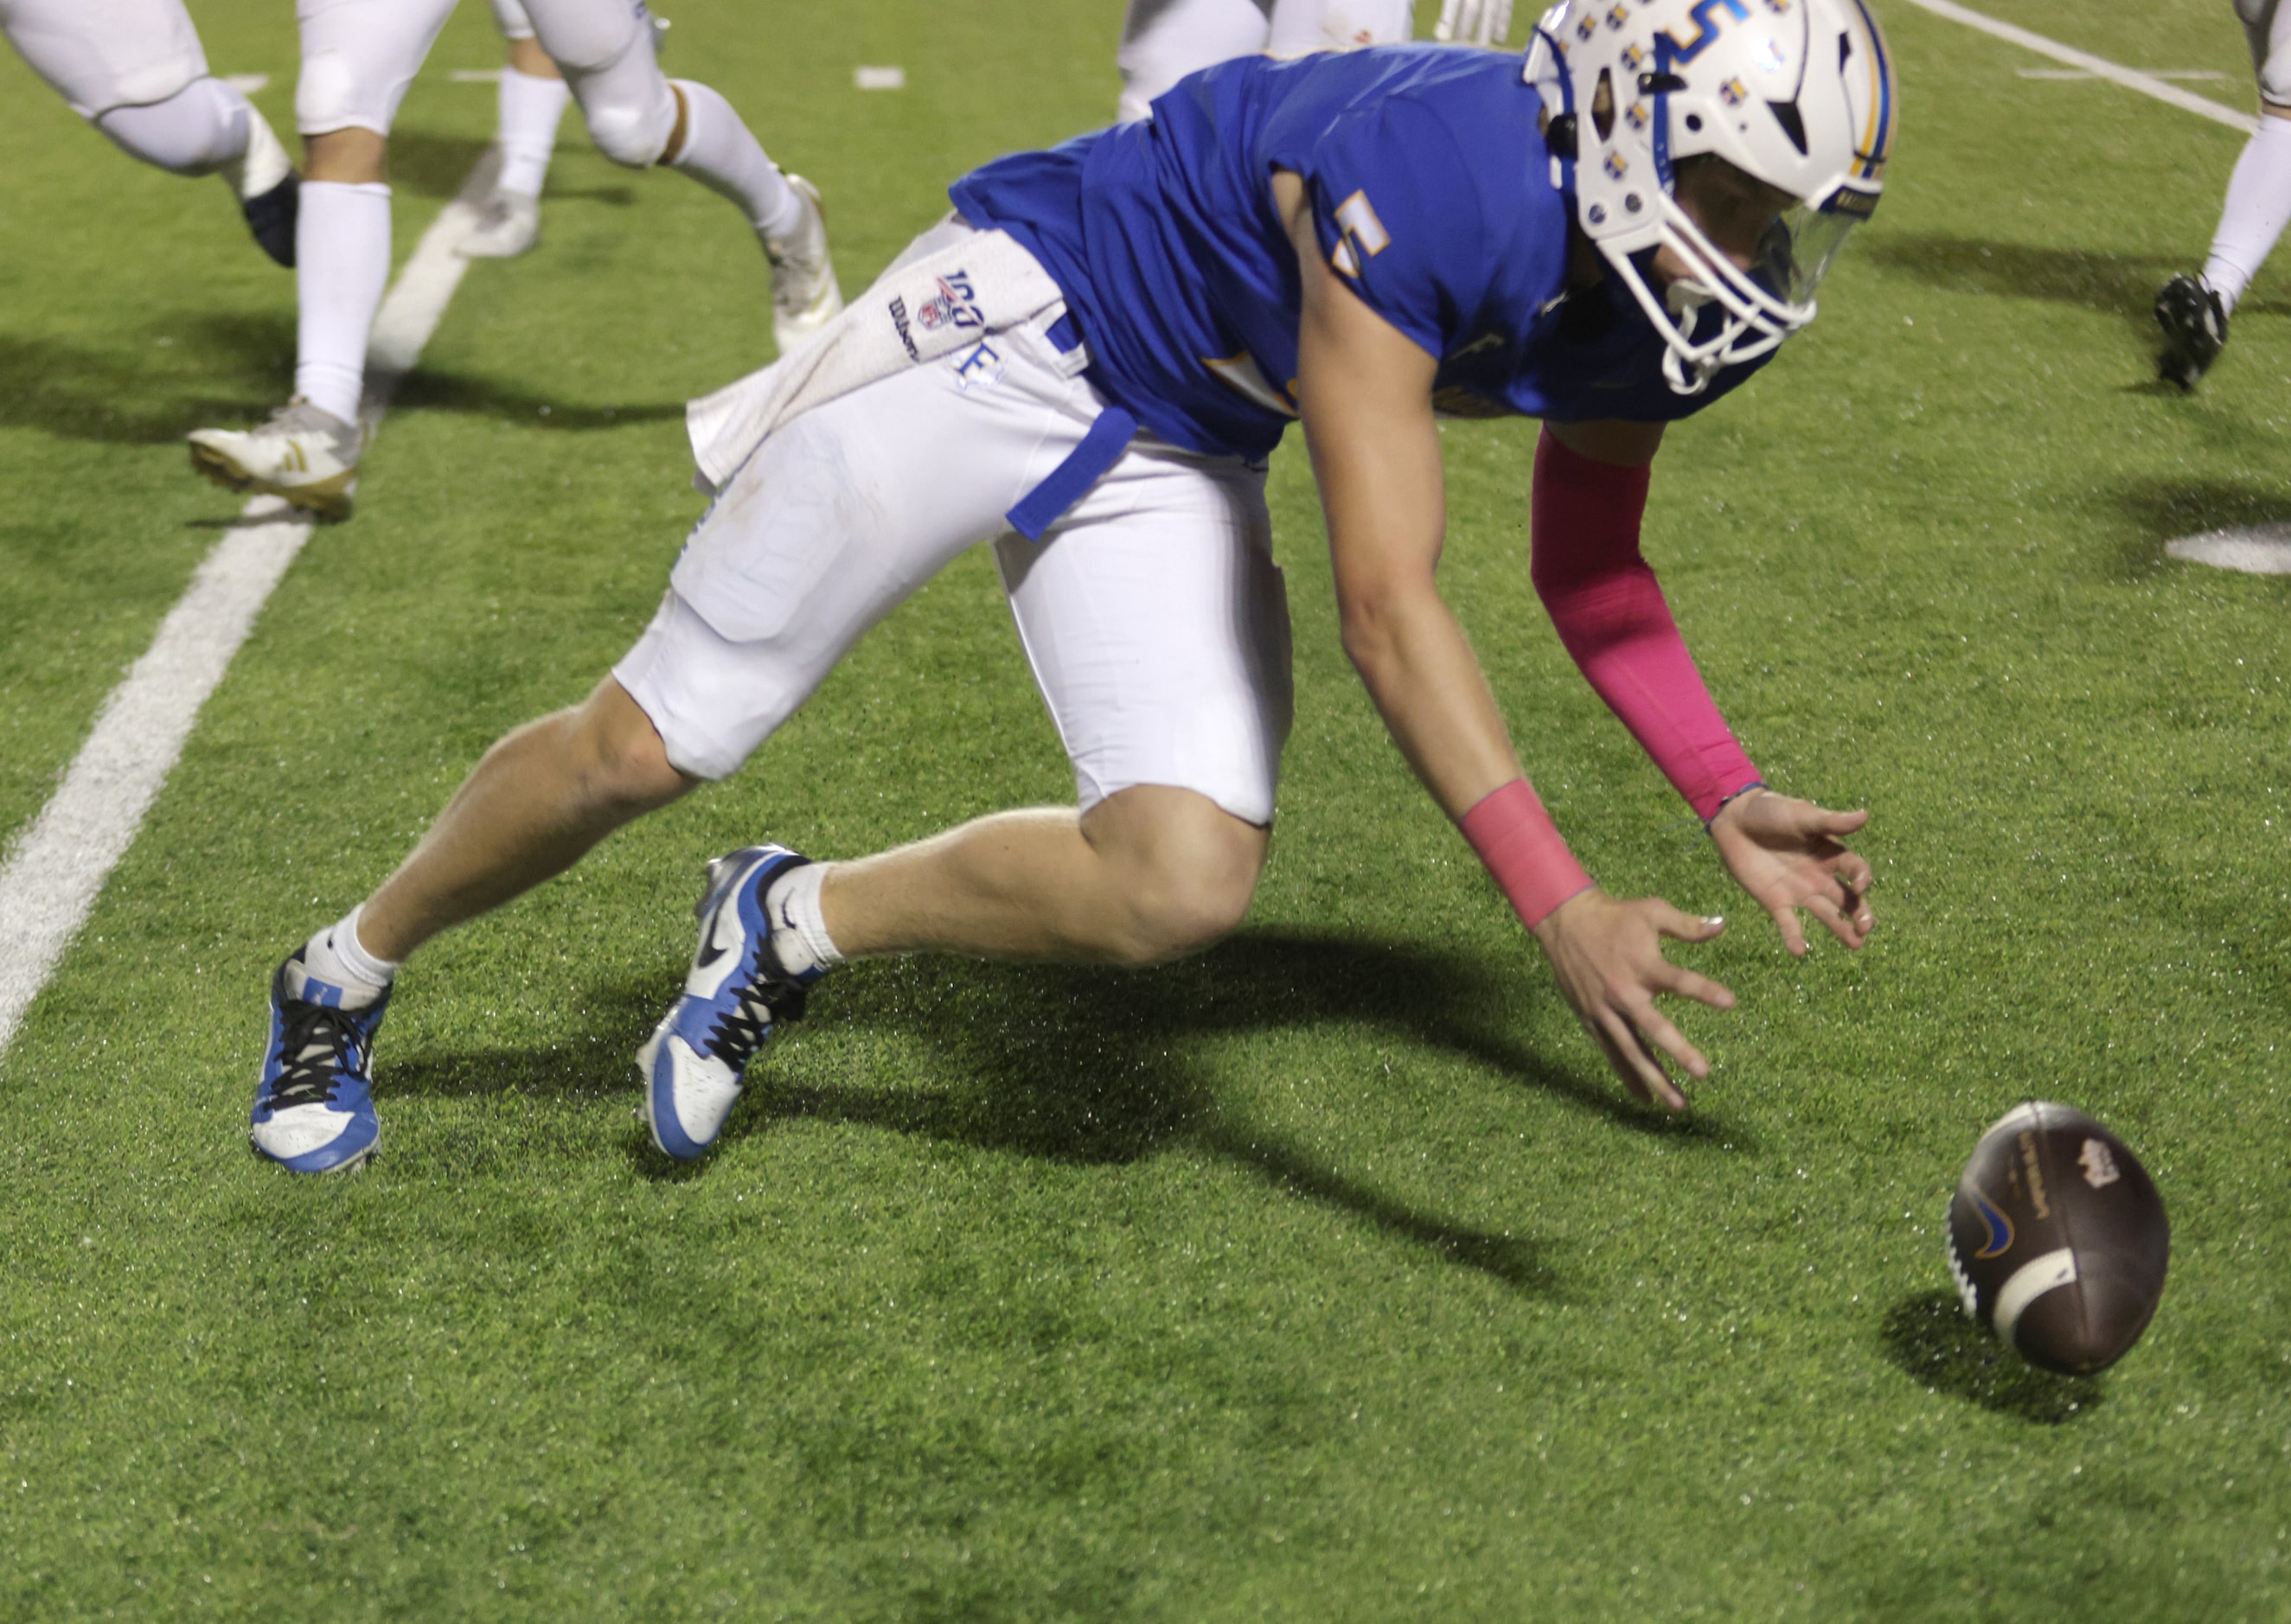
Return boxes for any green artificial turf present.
[2,0,2287,1616]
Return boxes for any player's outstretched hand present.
[1708,789,1873,956]
[1532,889,1736,1111]
[1435,0,1514,47]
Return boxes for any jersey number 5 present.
[1328,189,1392,278]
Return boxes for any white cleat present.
[766,175,842,357]
[187,400,362,521]
[460,189,541,259]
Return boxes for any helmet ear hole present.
[1684,112,1703,132]
[1592,68,1616,141]
[1767,99,1808,155]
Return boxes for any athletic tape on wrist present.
[1459,779,1594,929]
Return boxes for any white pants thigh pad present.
[516,0,669,165]
[2239,0,2291,106]
[616,320,1293,825]
[1,0,207,117]
[518,0,646,73]
[295,0,458,137]
[1265,0,1417,52]
[1115,0,1415,121]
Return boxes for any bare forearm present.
[1341,587,1522,819]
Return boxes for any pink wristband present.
[1458,779,1595,930]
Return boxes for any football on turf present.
[1945,1102,2170,1375]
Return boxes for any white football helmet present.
[1525,0,1898,393]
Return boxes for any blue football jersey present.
[948,43,1773,461]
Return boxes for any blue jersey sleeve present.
[1291,94,1493,365]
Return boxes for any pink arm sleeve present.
[1529,428,1762,823]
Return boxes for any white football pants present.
[1116,0,1416,122]
[617,238,1293,822]
[2240,0,2291,108]
[296,0,673,165]
[489,0,539,40]
[1,0,208,118]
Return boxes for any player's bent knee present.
[574,75,675,167]
[568,679,692,811]
[1087,788,1267,965]
[93,80,246,176]
[1120,869,1255,964]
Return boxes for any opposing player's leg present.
[1114,0,1274,122]
[463,1,570,258]
[187,0,457,517]
[2,0,300,264]
[1264,0,1417,54]
[2160,0,2291,387]
[519,0,841,354]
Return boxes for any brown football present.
[1945,1102,2170,1375]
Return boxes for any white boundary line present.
[1897,0,2260,135]
[0,152,499,1059]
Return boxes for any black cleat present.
[2154,272,2227,389]
[241,172,298,268]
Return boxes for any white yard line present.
[1899,0,2259,135]
[2166,526,2291,573]
[0,152,500,1059]
[2016,68,2224,83]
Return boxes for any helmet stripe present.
[1847,0,1896,178]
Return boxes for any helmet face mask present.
[1525,0,1898,393]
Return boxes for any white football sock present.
[2203,113,2291,313]
[302,905,396,1002]
[664,79,802,241]
[293,181,393,425]
[93,77,249,176]
[496,67,572,198]
[764,862,843,976]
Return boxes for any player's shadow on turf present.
[758,928,1737,1153]
[737,930,1751,1289]
[385,976,669,1102]
[538,184,639,208]
[385,930,1738,1289]
[1878,1291,2104,1425]
[1857,235,2291,325]
[0,316,295,444]
[2110,476,2291,578]
[387,131,498,200]
[389,367,686,432]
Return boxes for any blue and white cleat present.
[637,845,822,1160]
[251,949,388,1174]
